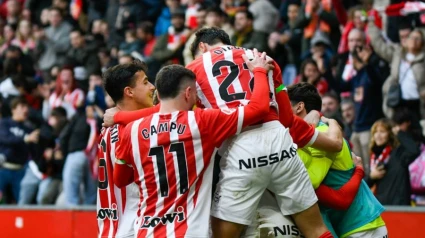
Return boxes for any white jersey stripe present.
[236,107,244,135]
[195,81,212,108]
[131,118,147,235]
[148,114,163,237]
[166,112,181,238]
[223,47,243,95]
[186,112,207,235]
[202,52,229,110]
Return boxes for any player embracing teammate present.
[97,27,385,238]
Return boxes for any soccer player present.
[97,60,156,238]
[288,83,387,238]
[188,28,337,238]
[113,54,274,237]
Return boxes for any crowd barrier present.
[0,206,424,237]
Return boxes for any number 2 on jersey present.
[213,60,272,102]
[148,142,189,197]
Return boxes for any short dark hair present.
[137,21,154,35]
[49,6,63,17]
[155,65,196,99]
[71,28,85,36]
[103,60,148,103]
[10,96,28,110]
[236,10,254,21]
[190,27,231,57]
[287,82,322,113]
[206,6,224,17]
[3,57,21,76]
[392,107,412,125]
[322,91,340,104]
[51,106,67,119]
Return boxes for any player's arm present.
[113,124,135,188]
[272,66,342,152]
[315,155,365,210]
[205,50,271,146]
[103,104,161,127]
[310,117,343,152]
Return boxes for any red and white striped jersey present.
[186,45,317,148]
[97,124,139,238]
[115,108,249,238]
[187,45,279,117]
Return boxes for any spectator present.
[331,39,385,176]
[3,45,36,77]
[35,7,72,83]
[268,1,302,85]
[183,7,224,65]
[41,67,85,120]
[248,0,279,34]
[86,74,107,113]
[294,58,329,96]
[185,0,202,30]
[155,0,182,37]
[366,118,420,205]
[112,0,143,42]
[59,106,97,206]
[368,19,425,126]
[52,0,78,27]
[11,20,36,56]
[321,91,343,122]
[231,10,268,52]
[118,29,143,56]
[98,48,117,73]
[23,0,52,26]
[341,98,355,139]
[293,0,340,52]
[337,5,382,54]
[137,21,156,58]
[18,106,67,205]
[151,10,190,67]
[66,29,102,91]
[333,28,389,93]
[0,24,16,55]
[5,0,21,25]
[0,97,38,204]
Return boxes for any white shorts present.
[345,226,388,238]
[241,190,304,238]
[211,121,317,225]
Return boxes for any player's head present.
[103,60,155,110]
[155,65,197,110]
[287,82,322,118]
[190,27,231,58]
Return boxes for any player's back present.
[97,125,139,238]
[187,45,279,114]
[124,110,226,238]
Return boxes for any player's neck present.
[116,100,140,112]
[159,100,191,114]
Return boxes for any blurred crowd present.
[0,0,425,207]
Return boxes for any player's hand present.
[103,107,120,127]
[242,48,274,72]
[304,110,321,126]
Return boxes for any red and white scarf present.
[370,145,392,167]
